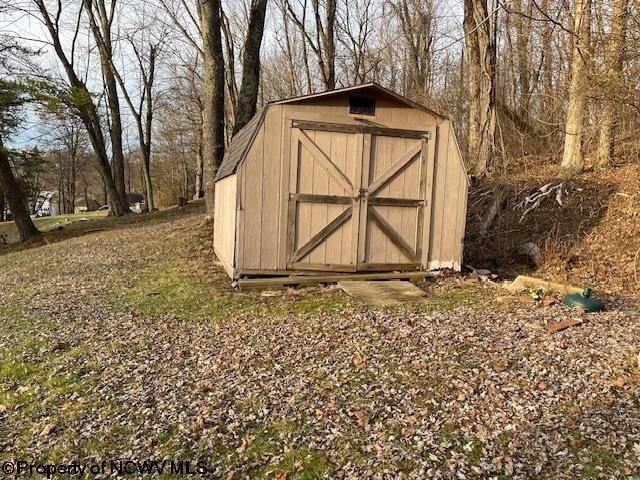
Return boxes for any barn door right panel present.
[357,134,428,271]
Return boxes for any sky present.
[2,0,465,149]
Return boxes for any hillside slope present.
[465,155,640,302]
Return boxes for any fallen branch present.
[480,187,508,236]
[516,182,566,223]
[634,247,640,288]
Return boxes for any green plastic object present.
[563,288,605,312]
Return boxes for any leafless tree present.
[31,0,130,215]
[464,0,497,175]
[596,0,630,168]
[560,0,592,173]
[285,0,337,90]
[233,0,268,133]
[199,0,225,215]
[84,0,129,208]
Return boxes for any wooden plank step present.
[338,280,427,306]
[237,271,433,290]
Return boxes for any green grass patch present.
[258,447,335,479]
[570,435,624,478]
[117,263,238,321]
[0,338,101,459]
[114,263,351,322]
[0,212,107,244]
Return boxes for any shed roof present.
[215,107,267,181]
[215,84,446,181]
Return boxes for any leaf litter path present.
[0,203,639,479]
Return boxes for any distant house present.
[74,197,100,213]
[127,193,145,213]
[35,191,61,217]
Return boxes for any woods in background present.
[0,0,638,234]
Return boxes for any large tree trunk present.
[561,0,592,173]
[0,140,40,241]
[0,187,5,222]
[597,0,629,168]
[464,0,497,175]
[194,119,204,200]
[89,0,129,209]
[232,0,268,134]
[199,0,226,216]
[320,0,336,90]
[103,69,128,206]
[138,124,155,212]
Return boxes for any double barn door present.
[287,120,432,272]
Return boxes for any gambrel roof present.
[215,83,446,181]
[215,107,267,181]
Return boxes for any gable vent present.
[349,96,376,116]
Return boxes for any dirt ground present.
[1,202,639,479]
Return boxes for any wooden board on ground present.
[547,318,583,333]
[237,271,432,290]
[505,275,583,295]
[338,280,426,306]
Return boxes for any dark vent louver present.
[349,96,376,116]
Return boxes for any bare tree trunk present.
[233,0,268,134]
[220,8,238,125]
[199,0,226,216]
[86,0,129,209]
[597,0,628,168]
[540,0,555,134]
[0,186,5,222]
[140,46,157,212]
[561,0,591,173]
[182,159,189,198]
[513,0,533,120]
[318,0,336,89]
[194,117,204,200]
[0,140,40,241]
[464,0,497,175]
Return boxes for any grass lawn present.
[0,200,638,478]
[0,211,107,243]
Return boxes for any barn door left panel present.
[286,127,362,271]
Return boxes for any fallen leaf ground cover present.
[1,202,639,479]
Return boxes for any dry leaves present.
[0,202,638,479]
[39,423,55,437]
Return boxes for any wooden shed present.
[213,83,468,279]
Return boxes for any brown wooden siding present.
[213,174,237,277]
[228,91,468,277]
[426,120,468,269]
